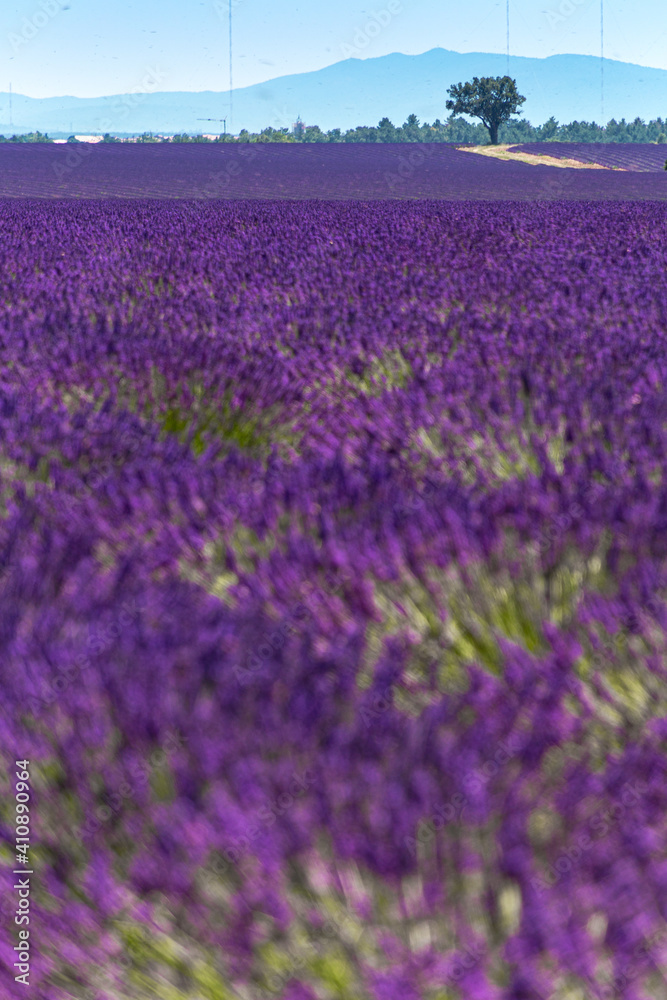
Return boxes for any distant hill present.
[1,49,666,136]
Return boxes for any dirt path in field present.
[457,145,621,170]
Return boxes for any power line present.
[229,1,233,132]
[601,0,604,123]
[506,0,510,76]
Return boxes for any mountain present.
[0,49,665,136]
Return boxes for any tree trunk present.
[489,122,499,145]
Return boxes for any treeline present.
[2,114,666,144]
[234,114,667,144]
[117,115,667,144]
[0,131,51,142]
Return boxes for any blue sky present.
[2,0,666,98]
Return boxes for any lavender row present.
[510,141,667,172]
[0,199,667,998]
[2,143,667,199]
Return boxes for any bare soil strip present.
[456,145,620,170]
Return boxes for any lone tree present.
[446,76,526,145]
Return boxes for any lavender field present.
[1,143,667,200]
[509,143,667,173]
[1,192,667,1000]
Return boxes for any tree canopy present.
[446,76,526,145]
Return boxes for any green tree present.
[628,116,646,142]
[444,114,487,144]
[427,118,450,142]
[445,76,526,145]
[11,131,52,142]
[401,113,423,142]
[556,119,603,142]
[537,116,559,141]
[376,117,398,142]
[258,126,294,142]
[499,117,537,143]
[605,118,628,142]
[343,125,378,142]
[303,124,327,142]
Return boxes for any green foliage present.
[303,124,328,142]
[256,934,361,999]
[446,76,527,145]
[114,919,236,999]
[2,131,52,142]
[158,380,289,459]
[70,114,667,146]
[342,349,414,396]
[539,115,559,140]
[257,125,295,142]
[442,116,488,144]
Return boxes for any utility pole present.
[9,83,13,128]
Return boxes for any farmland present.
[509,142,667,172]
[1,143,667,200]
[1,180,667,999]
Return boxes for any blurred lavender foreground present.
[1,195,667,999]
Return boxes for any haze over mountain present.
[1,48,665,136]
